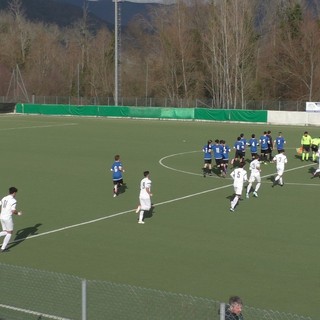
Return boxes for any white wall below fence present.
[268,111,320,126]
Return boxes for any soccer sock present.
[139,210,144,222]
[275,175,279,181]
[279,177,283,185]
[247,183,252,194]
[302,152,305,160]
[231,195,239,209]
[0,231,7,237]
[1,233,11,250]
[255,182,261,192]
[306,153,309,160]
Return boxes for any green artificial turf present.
[0,115,318,318]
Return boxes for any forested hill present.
[0,0,111,29]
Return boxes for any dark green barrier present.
[194,108,267,122]
[15,104,267,123]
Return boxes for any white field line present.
[6,152,319,245]
[0,303,71,320]
[0,123,78,131]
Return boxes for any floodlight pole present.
[115,0,119,106]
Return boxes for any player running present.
[246,154,261,198]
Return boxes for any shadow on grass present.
[7,223,42,251]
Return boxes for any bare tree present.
[201,0,258,109]
[8,0,31,66]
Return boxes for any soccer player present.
[240,133,247,160]
[231,137,245,166]
[202,140,213,177]
[246,154,261,198]
[301,131,312,161]
[310,136,320,162]
[110,155,125,197]
[273,132,286,153]
[247,133,259,160]
[230,163,248,212]
[312,150,320,178]
[136,171,152,224]
[212,139,224,177]
[266,130,273,162]
[221,140,231,176]
[272,149,288,187]
[0,187,22,253]
[259,131,270,164]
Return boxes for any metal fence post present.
[220,302,225,320]
[82,279,87,320]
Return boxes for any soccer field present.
[0,115,318,319]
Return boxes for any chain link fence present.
[0,263,313,320]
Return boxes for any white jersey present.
[249,159,261,173]
[273,153,287,169]
[230,168,248,187]
[0,195,17,220]
[139,177,152,198]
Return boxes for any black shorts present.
[303,145,310,152]
[204,159,212,164]
[311,145,318,152]
[215,158,223,166]
[235,151,244,159]
[113,179,123,185]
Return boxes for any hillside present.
[0,0,111,29]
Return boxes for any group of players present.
[202,131,286,178]
[202,131,288,211]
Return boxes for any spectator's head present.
[229,296,243,315]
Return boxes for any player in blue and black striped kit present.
[111,154,125,197]
[213,139,224,177]
[247,133,259,160]
[202,140,212,177]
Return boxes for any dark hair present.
[229,296,243,306]
[9,187,18,194]
[251,133,255,138]
[114,155,120,161]
[143,171,149,177]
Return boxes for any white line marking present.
[0,303,71,320]
[7,153,319,245]
[0,123,78,131]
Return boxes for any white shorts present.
[249,172,261,183]
[277,167,284,176]
[1,217,13,231]
[233,185,244,195]
[139,196,151,211]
